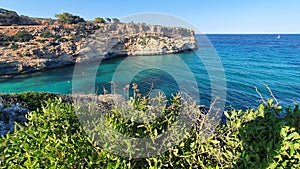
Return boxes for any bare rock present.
[0,21,198,75]
[0,103,30,137]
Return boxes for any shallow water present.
[0,34,299,109]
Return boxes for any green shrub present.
[0,91,299,168]
[0,98,97,168]
[56,37,68,43]
[0,92,70,111]
[55,12,85,24]
[40,31,53,38]
[0,33,12,47]
[13,31,33,42]
[105,18,111,23]
[112,18,120,24]
[10,43,18,50]
[0,33,12,42]
[94,17,106,24]
[139,39,147,46]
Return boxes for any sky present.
[0,0,299,34]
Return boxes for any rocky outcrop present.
[0,99,30,137]
[0,19,197,76]
[74,23,198,63]
[0,8,38,26]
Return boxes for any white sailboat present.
[277,35,281,39]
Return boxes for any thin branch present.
[108,81,116,94]
[255,86,267,106]
[102,86,107,95]
[146,83,155,97]
[208,96,220,115]
[263,83,279,106]
[199,97,219,131]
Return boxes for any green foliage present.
[105,18,111,23]
[94,17,106,24]
[0,98,97,168]
[55,12,85,24]
[10,43,18,50]
[0,90,300,168]
[39,31,53,38]
[0,31,33,46]
[112,18,120,24]
[221,100,300,168]
[0,92,69,111]
[0,33,12,47]
[56,37,68,43]
[138,37,147,46]
[0,33,12,42]
[13,31,33,42]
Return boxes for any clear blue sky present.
[1,0,299,34]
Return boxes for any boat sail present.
[277,35,281,39]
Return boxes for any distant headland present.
[0,8,198,76]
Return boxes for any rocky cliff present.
[76,23,198,62]
[0,12,198,76]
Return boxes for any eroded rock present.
[0,22,198,76]
[0,102,30,137]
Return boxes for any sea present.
[0,34,299,110]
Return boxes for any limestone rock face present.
[0,22,198,76]
[76,23,198,62]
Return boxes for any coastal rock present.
[0,103,30,137]
[0,20,197,76]
[76,24,198,62]
[0,121,7,137]
[0,61,23,75]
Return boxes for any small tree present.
[55,12,85,24]
[94,17,106,24]
[105,17,111,23]
[112,18,120,24]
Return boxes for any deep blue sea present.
[0,34,299,109]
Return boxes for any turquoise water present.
[0,34,299,109]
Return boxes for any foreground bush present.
[0,93,299,168]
